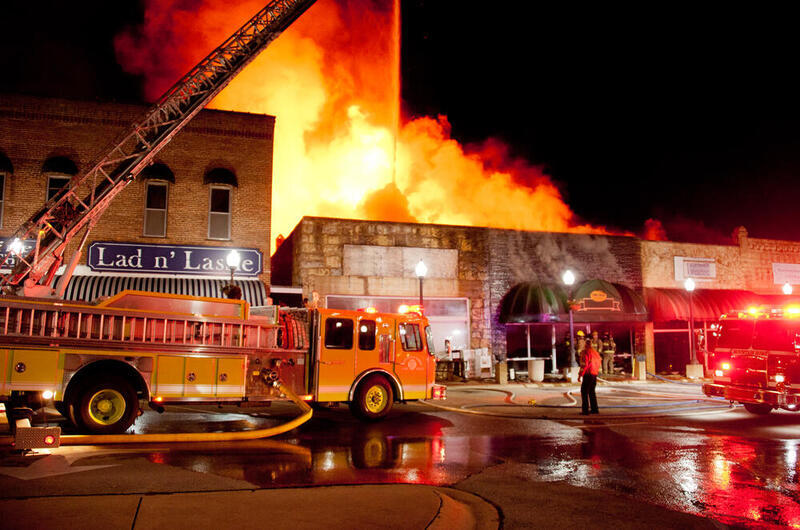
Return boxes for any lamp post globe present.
[415,259,427,306]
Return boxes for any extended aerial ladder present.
[0,0,316,298]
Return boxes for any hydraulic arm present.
[0,0,316,296]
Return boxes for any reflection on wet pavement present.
[76,405,800,528]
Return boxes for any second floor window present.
[143,181,168,237]
[47,174,71,201]
[208,186,231,240]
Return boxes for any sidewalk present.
[0,484,499,530]
[430,374,730,420]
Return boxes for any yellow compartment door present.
[156,356,184,397]
[8,349,61,392]
[216,357,245,397]
[184,357,216,397]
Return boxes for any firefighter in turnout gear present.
[601,332,617,375]
[576,330,587,368]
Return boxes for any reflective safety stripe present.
[185,384,215,395]
[156,384,183,395]
[216,384,245,395]
[8,382,56,391]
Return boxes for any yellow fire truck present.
[0,1,443,446]
[0,291,440,434]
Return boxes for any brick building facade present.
[1,94,274,303]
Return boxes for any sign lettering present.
[88,242,262,277]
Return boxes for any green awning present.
[499,279,648,324]
[499,282,564,323]
[569,279,648,322]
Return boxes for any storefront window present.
[326,295,470,353]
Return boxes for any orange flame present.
[115,0,619,253]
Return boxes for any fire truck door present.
[394,322,428,400]
[316,314,356,401]
[355,315,395,378]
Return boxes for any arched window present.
[204,167,237,240]
[141,163,174,238]
[0,152,12,229]
[42,156,78,201]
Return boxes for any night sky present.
[3,1,800,244]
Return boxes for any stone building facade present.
[272,216,644,362]
[1,94,275,303]
[275,217,800,371]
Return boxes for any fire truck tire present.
[743,402,773,415]
[350,374,394,421]
[72,377,140,434]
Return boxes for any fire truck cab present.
[703,306,800,414]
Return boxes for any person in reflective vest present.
[578,343,601,415]
[601,332,616,375]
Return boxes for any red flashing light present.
[43,435,56,446]
[721,362,731,371]
[358,307,378,313]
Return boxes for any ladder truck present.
[0,0,444,447]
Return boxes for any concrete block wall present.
[274,217,492,350]
[641,240,743,289]
[0,94,274,284]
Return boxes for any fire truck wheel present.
[743,402,773,415]
[73,377,139,434]
[350,375,394,421]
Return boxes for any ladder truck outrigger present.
[1,0,444,449]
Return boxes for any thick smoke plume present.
[115,0,618,253]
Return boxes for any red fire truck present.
[702,306,800,414]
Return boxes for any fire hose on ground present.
[1,380,313,446]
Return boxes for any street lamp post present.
[415,259,427,307]
[224,249,241,299]
[563,270,577,369]
[684,277,697,364]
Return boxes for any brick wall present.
[0,94,274,284]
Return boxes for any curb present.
[430,487,500,529]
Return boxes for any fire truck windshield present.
[752,319,800,351]
[717,319,754,349]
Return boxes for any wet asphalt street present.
[2,382,800,528]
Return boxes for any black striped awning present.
[61,275,268,307]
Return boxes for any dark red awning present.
[645,288,764,322]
